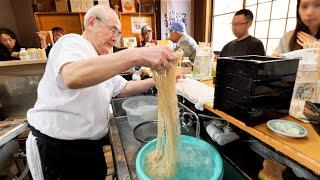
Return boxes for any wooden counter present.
[0,59,47,75]
[202,80,320,175]
[0,59,47,67]
[0,120,28,147]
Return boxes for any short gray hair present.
[84,5,118,29]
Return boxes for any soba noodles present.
[145,49,183,177]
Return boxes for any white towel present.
[176,78,215,110]
[26,132,44,180]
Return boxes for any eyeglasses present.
[231,21,250,26]
[96,17,121,39]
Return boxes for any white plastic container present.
[19,48,31,60]
[193,48,212,80]
[122,96,158,128]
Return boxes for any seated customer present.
[139,25,157,47]
[38,26,65,55]
[0,28,22,61]
[220,9,265,57]
[275,0,319,54]
[168,22,198,62]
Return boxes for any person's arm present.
[61,46,176,89]
[220,44,228,57]
[247,40,266,56]
[37,31,48,49]
[119,78,154,96]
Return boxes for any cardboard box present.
[55,0,69,12]
[70,0,94,12]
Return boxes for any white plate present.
[267,119,308,138]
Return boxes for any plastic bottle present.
[193,47,212,80]
[19,48,30,60]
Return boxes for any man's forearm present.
[61,48,140,89]
[119,78,155,96]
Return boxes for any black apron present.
[30,126,108,180]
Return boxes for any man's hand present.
[136,46,177,71]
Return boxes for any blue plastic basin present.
[136,135,224,180]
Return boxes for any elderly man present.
[168,22,198,62]
[139,25,157,47]
[26,5,176,180]
[220,9,265,57]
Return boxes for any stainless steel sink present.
[111,97,130,117]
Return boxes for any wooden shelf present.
[119,12,157,44]
[34,12,85,34]
[33,11,158,47]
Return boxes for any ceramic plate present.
[267,119,308,138]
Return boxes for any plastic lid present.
[196,49,210,56]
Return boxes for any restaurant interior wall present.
[11,0,39,48]
[193,0,208,43]
[212,0,297,55]
[0,0,39,48]
[0,0,19,42]
[32,0,162,46]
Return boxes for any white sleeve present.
[108,75,128,97]
[50,36,96,89]
[52,39,93,78]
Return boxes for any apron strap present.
[26,132,44,180]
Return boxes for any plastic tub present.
[136,135,224,180]
[122,96,157,128]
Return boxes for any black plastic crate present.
[217,99,290,125]
[223,86,293,108]
[214,55,299,125]
[216,55,299,80]
[215,73,296,96]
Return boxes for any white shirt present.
[27,34,127,140]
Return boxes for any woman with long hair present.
[276,0,320,53]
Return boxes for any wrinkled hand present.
[11,52,19,58]
[297,31,318,48]
[138,46,177,71]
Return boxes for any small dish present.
[267,119,308,138]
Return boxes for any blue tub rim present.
[135,135,224,180]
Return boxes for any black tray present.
[215,99,289,125]
[214,55,299,125]
[219,86,293,108]
[215,73,296,96]
[216,55,299,80]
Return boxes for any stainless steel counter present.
[109,116,142,180]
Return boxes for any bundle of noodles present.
[145,49,184,178]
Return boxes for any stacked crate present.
[214,55,299,125]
